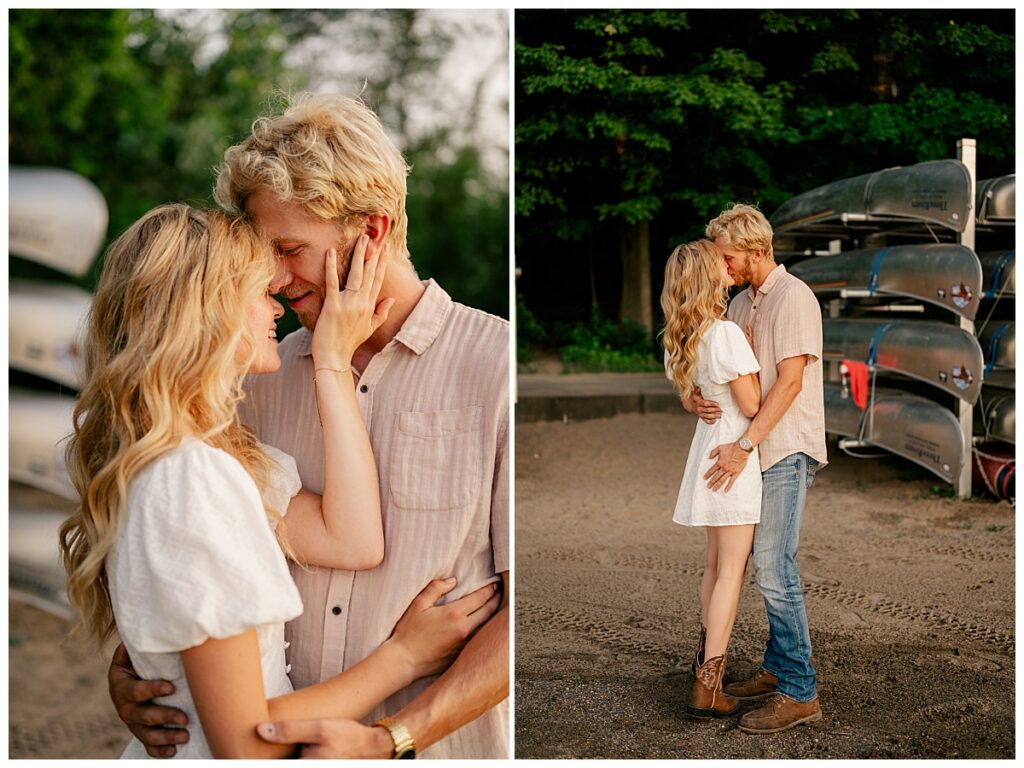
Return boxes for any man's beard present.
[733,263,755,286]
[285,241,354,331]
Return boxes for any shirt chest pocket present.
[389,405,484,511]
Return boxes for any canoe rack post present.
[956,138,978,498]
[825,240,843,383]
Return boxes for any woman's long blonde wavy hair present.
[661,239,731,402]
[58,204,289,644]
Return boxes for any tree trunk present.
[619,220,652,331]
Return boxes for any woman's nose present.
[268,261,291,294]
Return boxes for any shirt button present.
[331,606,342,616]
[359,384,369,393]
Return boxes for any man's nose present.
[268,260,291,294]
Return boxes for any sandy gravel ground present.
[515,412,1015,759]
[9,599,128,758]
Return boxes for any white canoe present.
[9,281,92,389]
[10,166,108,277]
[9,388,77,501]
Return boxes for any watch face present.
[739,438,753,451]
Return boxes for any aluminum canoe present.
[976,175,1015,226]
[978,321,1015,371]
[10,388,77,501]
[771,159,970,237]
[978,251,1015,298]
[788,244,982,320]
[10,281,92,389]
[10,166,108,277]
[824,382,963,484]
[976,389,1015,445]
[823,319,983,404]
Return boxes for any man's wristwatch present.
[374,717,416,759]
[738,436,754,453]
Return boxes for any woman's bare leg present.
[704,523,755,658]
[699,527,719,627]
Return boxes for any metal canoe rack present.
[771,142,1014,497]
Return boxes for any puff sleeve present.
[110,442,303,654]
[258,442,303,526]
[706,321,760,385]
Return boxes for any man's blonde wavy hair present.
[706,203,775,262]
[58,204,293,644]
[661,239,731,402]
[215,93,412,262]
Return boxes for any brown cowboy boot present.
[690,625,707,676]
[687,654,739,718]
[723,668,778,700]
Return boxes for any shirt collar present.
[747,263,787,300]
[297,278,451,358]
[393,279,452,355]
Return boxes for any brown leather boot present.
[690,625,706,676]
[687,654,739,718]
[723,668,778,700]
[739,694,822,734]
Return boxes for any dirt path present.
[514,412,1015,759]
[9,599,128,758]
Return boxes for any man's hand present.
[704,442,750,492]
[256,717,393,759]
[693,387,722,425]
[108,643,190,758]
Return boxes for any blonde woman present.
[59,204,500,758]
[661,239,762,718]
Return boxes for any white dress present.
[669,320,763,526]
[108,439,304,759]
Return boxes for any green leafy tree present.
[515,9,1013,339]
[10,9,508,319]
[10,9,304,286]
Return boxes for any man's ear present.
[364,214,391,257]
[752,248,765,263]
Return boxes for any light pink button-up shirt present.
[728,264,828,472]
[241,279,509,758]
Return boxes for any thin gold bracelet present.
[314,365,353,385]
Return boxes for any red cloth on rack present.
[843,359,869,410]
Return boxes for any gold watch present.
[374,716,416,759]
[738,436,754,453]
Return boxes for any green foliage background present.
[515,9,1014,331]
[10,9,509,321]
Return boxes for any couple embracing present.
[661,204,827,734]
[59,94,508,759]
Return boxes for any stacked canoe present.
[9,167,105,501]
[770,160,1014,500]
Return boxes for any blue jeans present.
[752,452,819,702]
